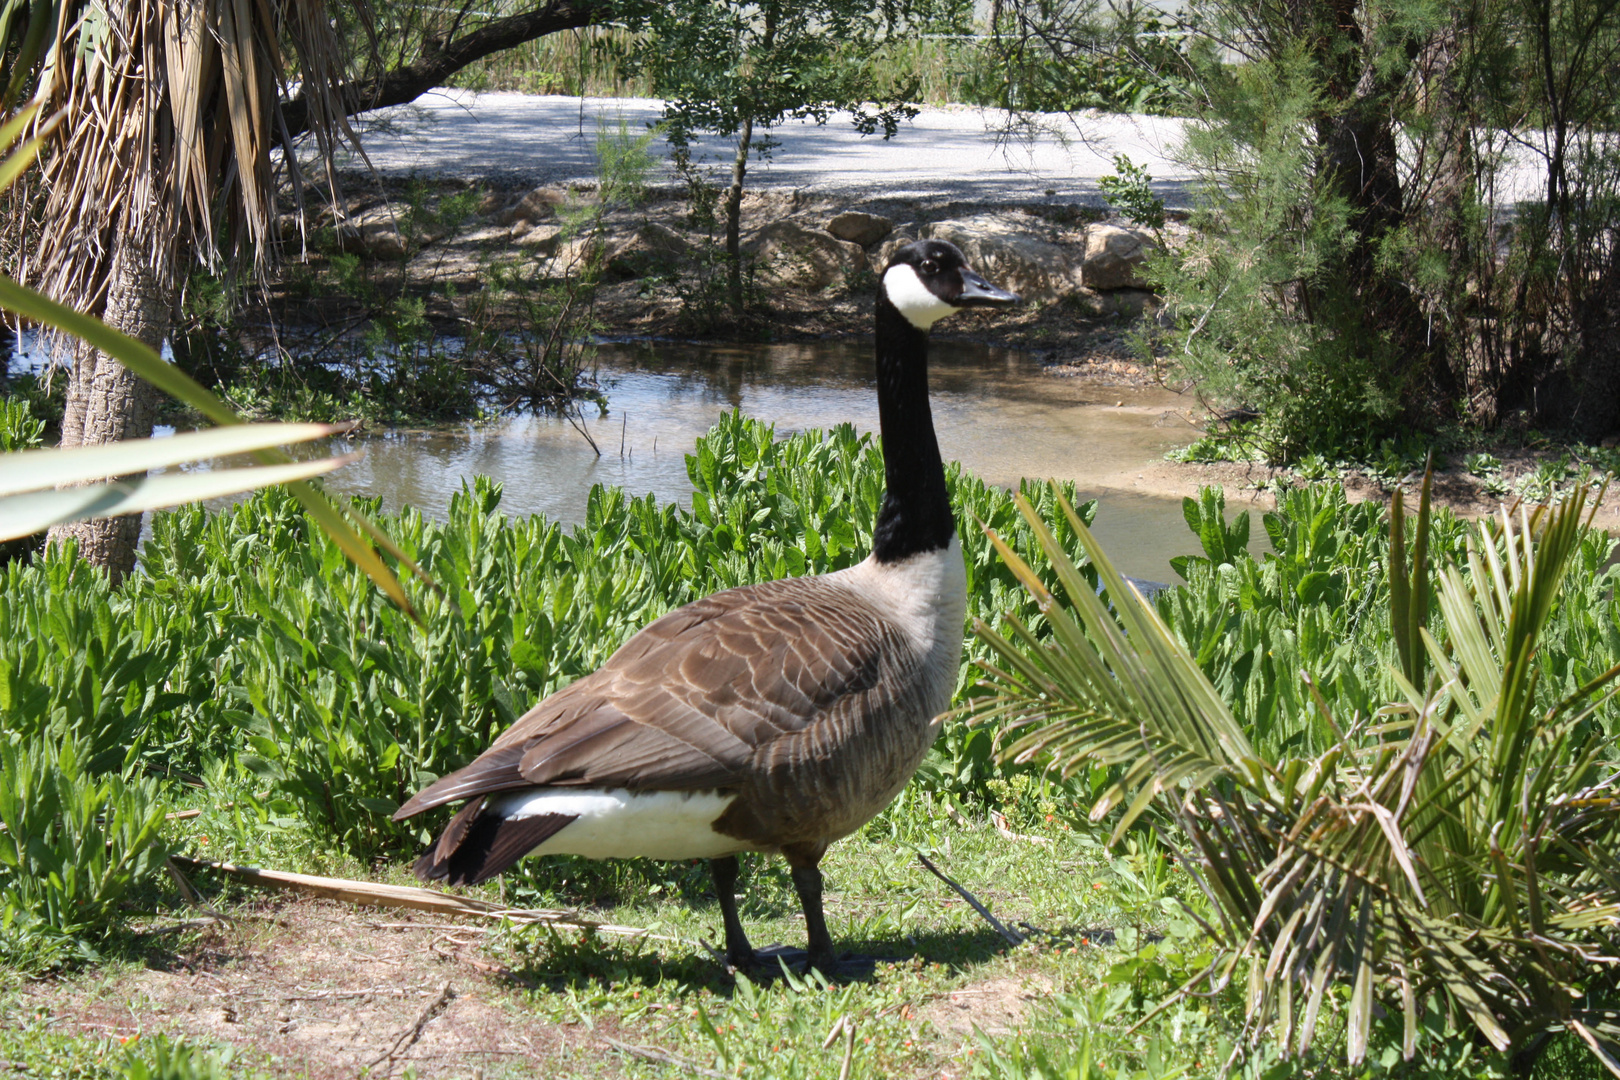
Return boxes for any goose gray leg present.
[789,860,838,975]
[709,856,756,969]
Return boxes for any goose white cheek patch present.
[883,264,957,330]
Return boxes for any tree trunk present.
[1311,1,1454,414]
[46,220,173,585]
[724,115,753,321]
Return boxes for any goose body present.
[396,241,1018,973]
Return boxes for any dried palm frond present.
[17,0,360,318]
[965,478,1620,1073]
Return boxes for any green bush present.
[0,414,1105,860]
[1147,52,1410,461]
[0,734,169,967]
[1155,483,1620,758]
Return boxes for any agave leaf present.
[0,421,353,496]
[0,455,354,540]
[0,270,423,616]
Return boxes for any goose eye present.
[920,259,939,275]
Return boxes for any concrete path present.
[336,90,1197,205]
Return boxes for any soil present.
[18,899,588,1078]
[1119,454,1620,537]
[918,974,1052,1040]
[13,896,1076,1079]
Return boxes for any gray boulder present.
[919,216,1084,303]
[1095,288,1159,320]
[872,228,919,272]
[1082,224,1156,290]
[746,220,867,289]
[515,222,563,256]
[826,210,894,248]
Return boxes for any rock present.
[606,222,689,277]
[501,185,568,226]
[516,223,563,255]
[745,220,867,289]
[1082,224,1156,290]
[872,229,919,271]
[456,223,515,245]
[336,205,408,260]
[826,210,894,248]
[1095,288,1158,320]
[919,216,1084,303]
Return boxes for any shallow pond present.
[318,338,1210,582]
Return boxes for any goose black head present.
[881,240,1021,331]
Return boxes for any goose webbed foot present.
[735,944,883,980]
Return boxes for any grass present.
[19,770,1610,1078]
[5,782,1225,1080]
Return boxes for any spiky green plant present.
[966,479,1620,1073]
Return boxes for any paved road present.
[336,91,1198,204]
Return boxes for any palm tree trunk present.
[47,219,173,584]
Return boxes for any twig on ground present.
[227,986,432,1005]
[397,1051,529,1059]
[838,1019,857,1080]
[163,857,237,927]
[173,856,681,942]
[915,850,1025,946]
[603,1038,729,1079]
[364,980,455,1072]
[135,917,229,937]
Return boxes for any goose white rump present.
[490,788,748,860]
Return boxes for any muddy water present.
[324,339,1210,582]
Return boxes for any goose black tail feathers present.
[410,795,577,886]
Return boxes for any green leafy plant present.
[0,733,169,967]
[967,477,1620,1072]
[1168,487,1249,579]
[1099,154,1166,237]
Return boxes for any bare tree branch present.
[281,0,617,138]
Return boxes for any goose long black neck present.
[872,295,954,564]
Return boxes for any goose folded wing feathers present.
[394,576,908,820]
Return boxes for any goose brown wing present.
[394,576,896,819]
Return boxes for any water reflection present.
[319,339,1210,582]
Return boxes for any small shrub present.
[1098,154,1166,236]
[0,396,44,451]
[0,734,169,967]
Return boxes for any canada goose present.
[394,239,1020,974]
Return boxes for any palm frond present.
[967,488,1265,840]
[969,477,1620,1072]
